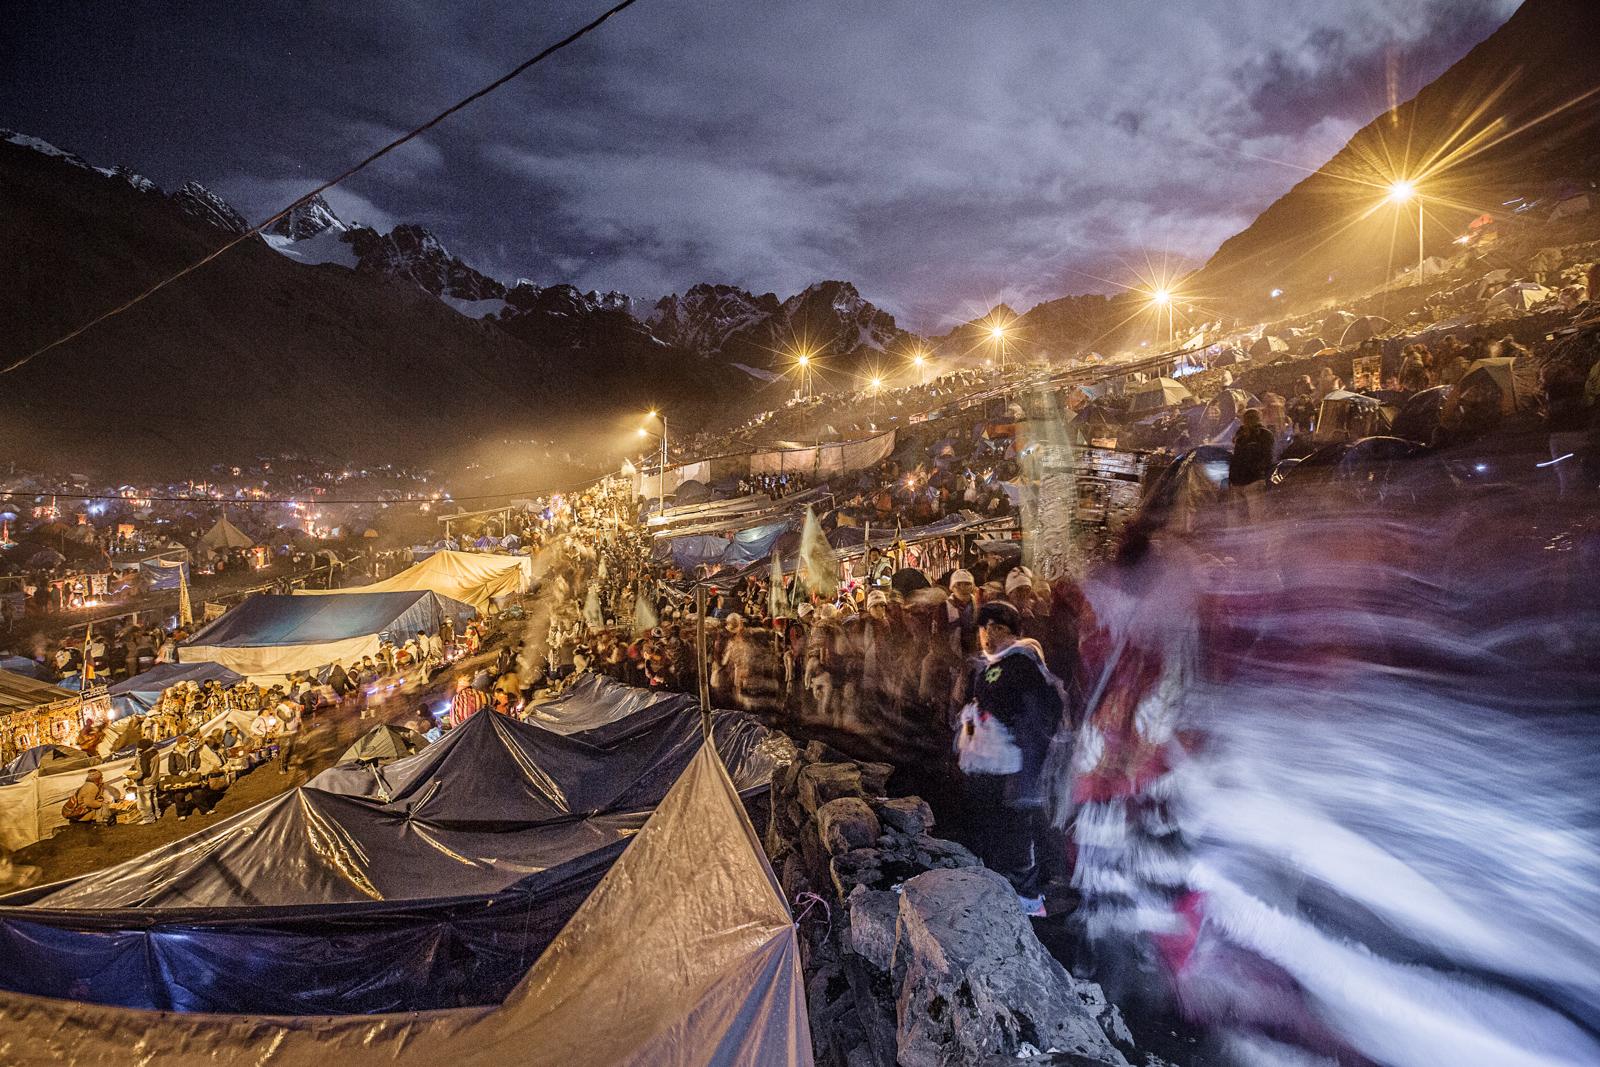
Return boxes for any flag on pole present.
[796,506,837,601]
[634,589,659,635]
[768,550,790,620]
[81,623,95,685]
[177,564,194,627]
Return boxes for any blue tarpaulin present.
[178,591,475,680]
[661,519,792,571]
[138,558,189,591]
[108,662,246,721]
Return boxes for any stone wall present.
[767,741,1163,1067]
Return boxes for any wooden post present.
[695,585,712,739]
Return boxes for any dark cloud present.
[0,0,1519,330]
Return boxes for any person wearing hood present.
[955,600,1067,916]
[161,733,225,820]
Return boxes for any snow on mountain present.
[262,227,359,270]
[1,129,93,170]
[344,223,506,302]
[268,193,344,241]
[648,280,909,368]
[648,284,783,355]
[440,295,510,319]
[104,164,159,194]
[171,180,250,235]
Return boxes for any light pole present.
[638,409,667,515]
[912,349,927,386]
[1387,180,1424,279]
[1152,288,1171,347]
[989,325,1007,372]
[796,352,813,400]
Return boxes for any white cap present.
[1004,567,1034,594]
[949,569,975,587]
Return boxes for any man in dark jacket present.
[1229,408,1276,521]
[957,600,1065,916]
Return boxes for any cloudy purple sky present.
[3,0,1517,330]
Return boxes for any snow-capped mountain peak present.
[172,180,250,235]
[268,193,344,240]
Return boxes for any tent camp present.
[193,515,256,564]
[0,730,808,1065]
[297,550,533,612]
[337,722,427,764]
[108,662,245,722]
[178,590,475,682]
[0,679,777,1017]
[1486,281,1551,311]
[1457,356,1533,415]
[1339,315,1391,346]
[1249,335,1289,359]
[1126,377,1194,415]
[1322,310,1357,338]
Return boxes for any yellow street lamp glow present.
[989,325,1005,340]
[1152,288,1171,306]
[646,409,658,419]
[1386,179,1416,204]
[796,353,810,367]
[912,353,925,367]
[870,376,883,389]
[637,427,647,437]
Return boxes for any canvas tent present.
[178,590,475,682]
[0,679,776,1016]
[1249,335,1288,359]
[0,736,808,1066]
[193,515,256,564]
[1486,281,1551,311]
[1126,376,1194,415]
[337,722,427,764]
[1338,315,1391,346]
[298,550,534,612]
[108,662,245,722]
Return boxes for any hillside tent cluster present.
[0,678,780,1021]
[295,549,533,613]
[176,589,475,683]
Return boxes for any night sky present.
[2,0,1517,330]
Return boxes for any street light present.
[989,324,1008,372]
[1386,179,1424,279]
[912,349,927,385]
[794,351,813,399]
[639,409,667,515]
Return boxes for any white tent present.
[1126,377,1193,415]
[0,743,813,1067]
[194,515,256,565]
[297,550,533,612]
[1486,282,1552,311]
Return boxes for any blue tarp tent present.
[138,558,189,591]
[108,662,245,721]
[178,590,475,681]
[0,656,49,681]
[0,679,775,1015]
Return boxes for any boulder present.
[799,761,865,814]
[847,885,901,972]
[873,796,935,837]
[818,797,882,855]
[893,868,1129,1067]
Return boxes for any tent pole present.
[696,585,711,739]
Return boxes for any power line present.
[0,0,643,377]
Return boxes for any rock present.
[911,834,981,870]
[847,886,901,972]
[831,847,884,898]
[799,761,865,814]
[818,797,882,856]
[858,760,894,795]
[893,868,1129,1067]
[873,795,935,837]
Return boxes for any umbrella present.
[1299,336,1329,355]
[1485,282,1551,311]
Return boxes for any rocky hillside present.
[650,280,912,375]
[1191,0,1600,318]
